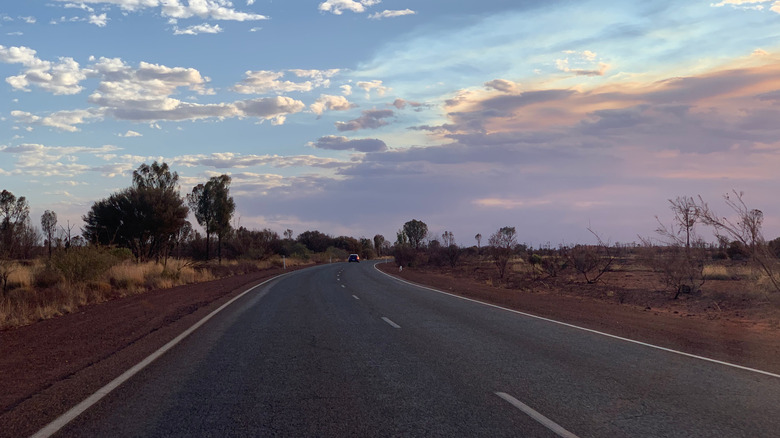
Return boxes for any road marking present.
[352,295,360,300]
[495,392,579,438]
[30,271,296,438]
[382,316,401,328]
[373,262,780,379]
[341,284,345,288]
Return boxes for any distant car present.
[348,254,360,263]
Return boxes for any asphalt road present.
[48,261,780,437]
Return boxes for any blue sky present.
[2,0,780,247]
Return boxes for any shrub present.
[51,246,121,284]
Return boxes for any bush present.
[33,266,63,289]
[51,246,121,284]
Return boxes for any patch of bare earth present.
[0,266,302,438]
[377,263,780,376]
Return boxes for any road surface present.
[46,261,780,437]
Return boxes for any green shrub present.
[51,246,121,284]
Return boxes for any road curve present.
[47,261,780,437]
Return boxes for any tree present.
[41,210,57,259]
[488,226,517,279]
[646,196,706,298]
[284,229,294,240]
[441,231,459,267]
[373,234,385,256]
[696,190,780,294]
[0,190,31,293]
[475,233,482,249]
[188,174,235,263]
[402,219,428,250]
[83,162,189,263]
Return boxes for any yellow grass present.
[0,255,314,330]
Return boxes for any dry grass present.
[0,254,313,330]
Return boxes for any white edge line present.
[382,316,401,329]
[30,271,296,438]
[373,262,780,379]
[495,392,579,438]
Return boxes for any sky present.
[2,0,780,248]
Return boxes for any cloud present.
[309,135,387,152]
[484,79,519,93]
[89,13,108,26]
[318,0,380,15]
[232,69,338,94]
[174,23,222,35]
[555,50,610,76]
[335,109,394,131]
[119,130,142,137]
[55,0,268,21]
[0,143,120,177]
[310,94,356,115]
[172,152,350,169]
[368,9,415,19]
[356,79,388,97]
[0,45,87,95]
[11,108,104,132]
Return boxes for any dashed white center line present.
[495,392,579,438]
[341,285,345,288]
[381,317,401,329]
[352,295,360,300]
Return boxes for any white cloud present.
[318,0,381,15]
[368,9,415,19]
[555,50,610,76]
[0,143,120,177]
[174,23,222,35]
[11,108,104,132]
[55,0,268,21]
[89,13,108,26]
[310,94,356,115]
[0,45,87,95]
[356,79,388,97]
[120,130,142,137]
[233,69,338,94]
[341,84,352,95]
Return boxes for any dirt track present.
[2,262,779,437]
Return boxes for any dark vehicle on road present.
[348,254,360,263]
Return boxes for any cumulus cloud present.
[310,94,356,115]
[368,9,415,19]
[174,23,222,35]
[0,45,87,95]
[335,109,394,131]
[309,135,387,152]
[318,0,380,15]
[233,69,338,94]
[120,130,142,137]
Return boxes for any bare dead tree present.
[566,227,615,284]
[647,196,707,299]
[696,190,780,294]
